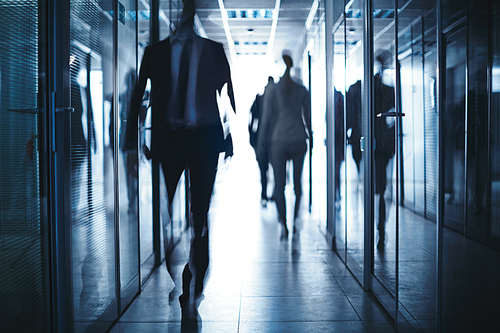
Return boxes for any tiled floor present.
[109,149,394,333]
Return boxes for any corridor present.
[108,148,395,332]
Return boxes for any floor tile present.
[110,151,392,332]
[239,296,359,322]
[238,321,368,333]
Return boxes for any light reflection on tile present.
[111,148,392,332]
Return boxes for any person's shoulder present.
[143,38,170,56]
[199,36,224,49]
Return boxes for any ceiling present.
[146,0,323,65]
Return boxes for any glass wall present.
[371,0,397,317]
[397,2,437,331]
[69,0,116,331]
[344,0,366,282]
[138,0,154,284]
[333,12,346,262]
[328,0,500,331]
[441,0,500,331]
[308,5,327,235]
[0,0,51,331]
[117,0,140,298]
[492,0,500,244]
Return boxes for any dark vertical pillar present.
[436,0,444,331]
[49,0,74,330]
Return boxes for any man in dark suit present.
[124,0,236,301]
[249,76,274,206]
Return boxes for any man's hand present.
[127,151,139,178]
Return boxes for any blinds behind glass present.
[70,0,115,331]
[0,1,50,331]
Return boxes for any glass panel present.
[441,2,500,332]
[465,4,489,244]
[397,4,437,332]
[423,12,437,221]
[372,0,397,308]
[117,0,139,292]
[160,0,181,40]
[443,25,466,232]
[345,0,364,281]
[70,0,116,331]
[310,11,327,236]
[492,0,500,242]
[442,0,466,29]
[333,17,346,261]
[138,0,154,282]
[0,0,51,331]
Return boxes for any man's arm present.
[124,46,151,150]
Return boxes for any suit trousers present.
[157,124,221,293]
[270,141,307,224]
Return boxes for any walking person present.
[249,76,275,206]
[124,0,236,315]
[259,51,312,239]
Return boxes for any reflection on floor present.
[109,148,394,332]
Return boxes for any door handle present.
[377,111,405,117]
[55,107,74,113]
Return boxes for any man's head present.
[282,50,293,69]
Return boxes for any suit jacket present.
[125,35,236,160]
[259,74,310,146]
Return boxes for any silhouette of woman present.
[259,51,312,238]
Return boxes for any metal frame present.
[394,0,400,326]
[363,0,374,292]
[324,0,335,248]
[112,0,122,316]
[436,0,444,331]
[48,0,74,331]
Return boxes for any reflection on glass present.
[466,7,488,242]
[118,0,140,292]
[310,15,328,235]
[396,4,437,331]
[372,1,397,314]
[160,0,182,40]
[138,0,154,282]
[442,3,500,332]
[443,25,466,231]
[333,17,346,261]
[70,1,115,331]
[492,0,500,236]
[345,0,364,280]
[0,1,51,331]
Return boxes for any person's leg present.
[187,128,220,296]
[291,142,307,221]
[375,154,388,249]
[257,148,269,203]
[270,143,288,236]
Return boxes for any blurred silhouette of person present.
[249,76,275,206]
[467,70,487,218]
[373,50,395,249]
[118,69,139,214]
[124,0,235,311]
[259,51,311,239]
[70,52,99,306]
[346,80,362,174]
[70,53,96,208]
[334,88,345,207]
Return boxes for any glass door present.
[396,5,438,331]
[345,0,366,282]
[333,15,346,262]
[69,0,117,331]
[0,1,51,331]
[370,0,398,318]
